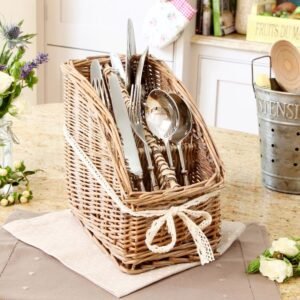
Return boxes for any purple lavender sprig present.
[21,52,48,79]
[35,53,48,65]
[0,65,7,71]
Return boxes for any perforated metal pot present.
[252,56,300,194]
[254,86,300,193]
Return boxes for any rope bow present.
[145,206,214,265]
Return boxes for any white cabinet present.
[45,0,174,62]
[44,0,181,103]
[45,46,102,103]
[190,40,271,134]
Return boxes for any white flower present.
[22,190,30,198]
[20,196,28,204]
[270,237,299,257]
[0,168,8,176]
[7,195,14,204]
[259,256,293,283]
[0,72,13,94]
[8,93,29,117]
[13,161,22,170]
[0,198,8,207]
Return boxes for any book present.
[212,0,236,36]
[195,0,204,34]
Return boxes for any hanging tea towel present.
[143,0,196,48]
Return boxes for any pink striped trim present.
[170,0,196,20]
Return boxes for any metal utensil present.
[90,59,111,110]
[135,47,148,86]
[110,53,126,84]
[129,84,159,191]
[109,73,145,191]
[145,89,179,169]
[169,93,193,186]
[126,19,136,92]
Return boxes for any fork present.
[129,84,159,191]
[90,60,111,111]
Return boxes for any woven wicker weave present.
[61,55,224,274]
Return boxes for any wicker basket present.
[61,55,225,274]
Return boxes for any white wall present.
[0,0,38,104]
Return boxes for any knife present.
[126,19,136,91]
[110,53,126,84]
[109,73,145,191]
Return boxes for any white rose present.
[259,256,293,283]
[9,93,29,117]
[0,71,14,94]
[270,237,299,257]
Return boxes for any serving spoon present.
[144,89,179,169]
[169,93,193,186]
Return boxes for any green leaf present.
[18,162,26,172]
[289,252,300,265]
[294,263,300,277]
[25,71,38,88]
[17,20,24,27]
[246,258,260,274]
[23,170,36,176]
[263,249,272,258]
[9,62,22,79]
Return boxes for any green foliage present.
[246,258,260,274]
[0,161,39,207]
[247,239,300,282]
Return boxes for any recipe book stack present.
[61,54,224,274]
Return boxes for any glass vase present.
[0,117,18,195]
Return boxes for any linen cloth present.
[0,210,280,299]
[143,0,196,48]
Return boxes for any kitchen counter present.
[0,103,299,299]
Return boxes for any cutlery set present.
[90,20,193,191]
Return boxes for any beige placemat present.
[0,210,280,300]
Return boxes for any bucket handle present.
[251,55,272,93]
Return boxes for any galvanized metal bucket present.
[252,56,300,194]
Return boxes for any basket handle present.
[251,55,272,94]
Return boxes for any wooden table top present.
[0,103,299,299]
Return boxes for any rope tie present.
[145,206,214,265]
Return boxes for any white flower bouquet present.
[0,20,48,118]
[247,237,300,283]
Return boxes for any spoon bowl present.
[145,89,179,169]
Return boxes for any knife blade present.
[109,73,145,191]
[126,19,136,91]
[110,53,126,84]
